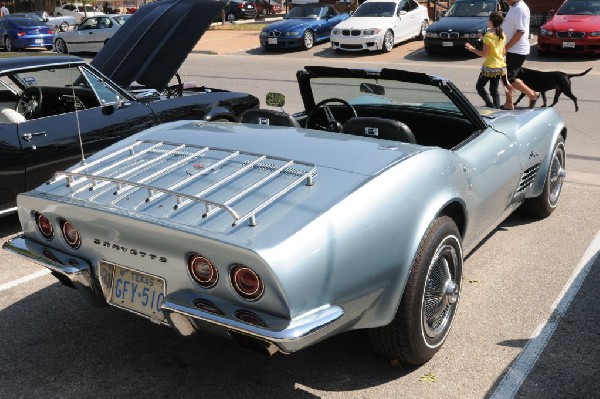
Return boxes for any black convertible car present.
[0,0,259,214]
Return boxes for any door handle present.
[22,131,46,141]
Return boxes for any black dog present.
[513,67,592,112]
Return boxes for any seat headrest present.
[240,109,300,128]
[342,117,416,144]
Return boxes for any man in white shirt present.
[0,3,9,16]
[501,0,539,109]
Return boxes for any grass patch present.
[209,22,269,31]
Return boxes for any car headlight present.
[363,28,381,35]
[426,32,439,38]
[539,28,554,36]
[285,31,299,36]
[590,31,600,37]
[332,28,340,35]
[260,31,268,38]
[463,33,480,38]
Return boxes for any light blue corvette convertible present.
[259,3,349,50]
[4,66,566,365]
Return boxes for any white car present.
[54,3,105,23]
[330,0,429,52]
[54,14,131,54]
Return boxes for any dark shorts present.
[506,52,527,83]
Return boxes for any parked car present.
[424,0,508,54]
[0,17,54,52]
[54,14,132,54]
[537,0,600,55]
[0,0,259,215]
[330,0,429,53]
[249,0,283,15]
[54,3,105,23]
[8,11,76,32]
[259,3,349,49]
[220,0,258,21]
[3,64,566,365]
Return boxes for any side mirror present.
[101,104,116,115]
[399,10,407,16]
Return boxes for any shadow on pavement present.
[486,248,600,398]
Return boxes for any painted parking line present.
[490,231,600,399]
[0,269,51,293]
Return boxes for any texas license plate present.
[442,41,453,47]
[35,39,43,44]
[100,261,166,322]
[268,38,278,45]
[562,42,575,48]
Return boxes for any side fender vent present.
[516,162,541,193]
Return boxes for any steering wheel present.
[305,98,357,132]
[162,72,183,98]
[16,86,43,119]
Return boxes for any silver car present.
[4,65,566,365]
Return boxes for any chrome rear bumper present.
[3,235,345,354]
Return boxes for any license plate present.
[562,42,575,48]
[35,39,43,44]
[100,261,166,322]
[442,41,453,47]
[268,37,277,45]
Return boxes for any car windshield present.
[556,0,600,15]
[9,67,89,89]
[285,5,323,18]
[113,15,131,25]
[83,5,96,12]
[353,2,397,17]
[446,0,497,17]
[310,76,462,114]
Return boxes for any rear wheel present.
[302,30,314,50]
[4,36,14,52]
[521,135,565,218]
[369,216,462,364]
[54,38,68,54]
[382,30,394,53]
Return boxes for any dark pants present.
[476,73,501,108]
[506,52,527,83]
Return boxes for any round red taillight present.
[187,253,218,288]
[230,265,264,301]
[60,219,81,249]
[34,212,53,240]
[235,310,267,327]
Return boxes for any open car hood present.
[91,0,226,91]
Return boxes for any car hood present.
[427,16,488,32]
[334,16,392,30]
[544,15,600,31]
[263,18,319,32]
[91,0,226,91]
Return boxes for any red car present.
[249,0,283,15]
[537,0,600,55]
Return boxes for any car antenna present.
[66,48,86,166]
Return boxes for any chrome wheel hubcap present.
[548,149,565,205]
[423,242,460,338]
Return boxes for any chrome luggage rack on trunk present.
[47,139,317,227]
